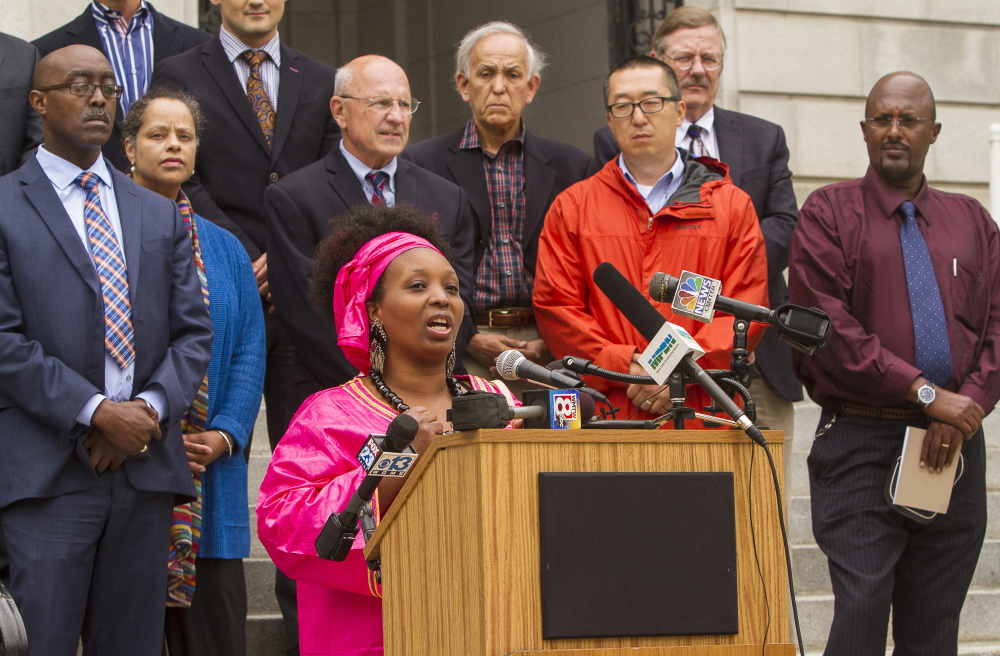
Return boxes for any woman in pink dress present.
[257,205,514,655]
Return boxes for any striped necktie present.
[899,199,953,386]
[366,171,389,206]
[242,49,275,148]
[687,124,706,158]
[76,172,135,369]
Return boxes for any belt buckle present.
[488,309,510,328]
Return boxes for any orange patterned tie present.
[242,50,275,148]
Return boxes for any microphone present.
[448,390,596,431]
[649,271,831,354]
[316,414,420,561]
[592,262,765,445]
[496,350,583,390]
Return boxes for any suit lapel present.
[522,132,556,240]
[202,39,272,156]
[326,149,369,208]
[150,7,179,62]
[112,168,142,296]
[20,159,100,294]
[394,159,417,205]
[714,107,744,185]
[271,45,301,163]
[67,8,105,51]
[446,144,492,239]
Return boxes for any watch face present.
[917,385,935,406]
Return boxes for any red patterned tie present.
[242,50,275,148]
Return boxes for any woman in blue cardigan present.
[123,87,266,656]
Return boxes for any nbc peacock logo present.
[677,276,707,312]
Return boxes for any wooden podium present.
[365,429,794,656]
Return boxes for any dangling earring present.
[446,344,457,377]
[369,318,387,375]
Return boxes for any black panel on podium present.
[538,472,738,639]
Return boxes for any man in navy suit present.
[405,21,594,387]
[593,6,802,447]
[151,2,338,651]
[33,0,211,172]
[0,45,212,656]
[266,54,476,415]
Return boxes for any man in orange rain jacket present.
[534,55,767,425]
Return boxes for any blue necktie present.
[899,200,952,386]
[76,172,135,369]
[686,124,705,157]
[366,171,389,206]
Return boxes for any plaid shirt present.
[91,0,154,116]
[459,118,531,311]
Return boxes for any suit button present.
[269,172,279,182]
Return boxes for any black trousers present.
[164,558,247,656]
[263,311,299,656]
[808,412,987,656]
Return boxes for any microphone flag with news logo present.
[670,270,722,324]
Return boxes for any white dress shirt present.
[677,106,719,159]
[340,139,399,207]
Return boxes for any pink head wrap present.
[333,231,444,375]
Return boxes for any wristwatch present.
[915,382,936,408]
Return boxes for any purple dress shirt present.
[788,166,1000,414]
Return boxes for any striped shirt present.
[459,118,531,311]
[219,25,281,111]
[91,0,154,116]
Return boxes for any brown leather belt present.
[475,308,536,328]
[838,401,928,422]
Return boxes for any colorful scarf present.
[166,190,210,607]
[332,232,442,374]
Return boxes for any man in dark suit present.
[151,2,338,651]
[0,31,43,175]
[32,0,211,172]
[593,6,802,447]
[405,21,594,388]
[0,45,212,656]
[267,55,476,412]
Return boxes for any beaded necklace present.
[368,371,466,413]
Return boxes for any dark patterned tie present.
[75,172,135,369]
[899,200,953,386]
[241,50,275,148]
[366,171,389,206]
[686,124,705,157]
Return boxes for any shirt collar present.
[618,148,685,191]
[91,0,149,25]
[680,106,715,135]
[219,24,282,67]
[863,165,933,224]
[36,145,115,192]
[339,139,398,188]
[458,117,526,152]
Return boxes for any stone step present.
[246,613,285,656]
[791,539,1000,596]
[795,588,1000,651]
[246,557,279,615]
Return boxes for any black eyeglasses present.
[607,96,680,119]
[37,82,124,99]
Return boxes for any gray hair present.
[334,66,354,96]
[454,21,547,82]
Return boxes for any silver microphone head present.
[495,349,525,381]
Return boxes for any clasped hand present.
[920,387,984,474]
[84,399,161,472]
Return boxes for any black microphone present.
[650,271,770,322]
[448,390,597,430]
[495,350,584,390]
[593,262,766,445]
[316,414,420,561]
[649,271,831,353]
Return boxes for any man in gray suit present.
[0,31,42,175]
[594,6,802,449]
[0,45,212,656]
